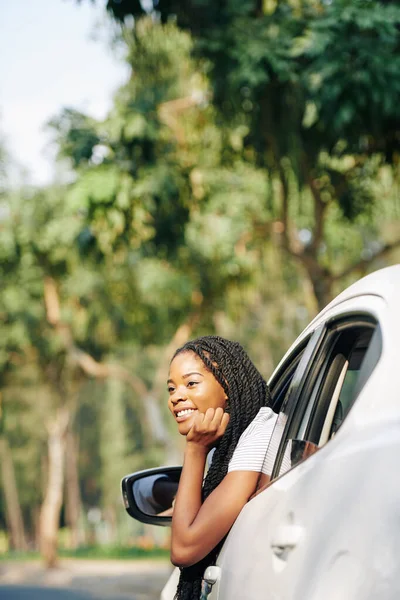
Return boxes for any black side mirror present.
[121,466,182,526]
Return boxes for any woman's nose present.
[170,387,187,404]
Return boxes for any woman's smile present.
[175,408,197,422]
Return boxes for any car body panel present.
[213,420,400,600]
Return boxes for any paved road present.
[0,560,173,600]
[0,587,109,600]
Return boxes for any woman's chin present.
[177,416,196,436]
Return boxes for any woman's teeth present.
[177,409,195,417]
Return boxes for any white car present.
[122,264,400,600]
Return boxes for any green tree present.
[89,0,400,309]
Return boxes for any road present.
[0,559,173,600]
[0,588,109,600]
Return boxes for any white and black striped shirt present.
[227,407,290,475]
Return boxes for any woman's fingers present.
[203,407,216,429]
[217,411,230,437]
[209,407,225,431]
[193,410,205,428]
[187,407,229,446]
[200,407,224,432]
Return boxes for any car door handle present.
[200,566,221,600]
[270,524,304,560]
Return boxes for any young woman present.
[167,335,280,600]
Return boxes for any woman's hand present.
[186,407,230,451]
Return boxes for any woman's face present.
[167,350,228,436]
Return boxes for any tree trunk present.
[0,437,28,551]
[302,259,334,312]
[311,276,334,312]
[100,377,129,532]
[65,428,84,549]
[39,407,69,568]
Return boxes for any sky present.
[0,0,129,185]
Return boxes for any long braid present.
[171,336,270,600]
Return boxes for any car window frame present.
[305,321,376,444]
[268,339,309,413]
[270,313,379,480]
[261,325,326,478]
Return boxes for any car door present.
[209,297,383,600]
[262,314,380,600]
[204,325,326,600]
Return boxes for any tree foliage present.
[87,0,400,307]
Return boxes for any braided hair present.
[171,336,270,600]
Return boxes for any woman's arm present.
[171,407,260,567]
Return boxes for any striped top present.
[228,406,290,475]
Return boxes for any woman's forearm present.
[170,409,232,567]
[171,443,207,563]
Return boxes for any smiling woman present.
[166,336,278,600]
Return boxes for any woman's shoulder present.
[227,407,277,473]
[242,406,277,434]
[254,406,276,421]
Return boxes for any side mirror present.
[121,466,181,526]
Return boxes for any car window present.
[268,342,308,413]
[272,316,380,479]
[255,326,326,489]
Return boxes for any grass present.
[61,545,170,560]
[0,545,170,561]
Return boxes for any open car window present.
[255,326,326,489]
[271,316,380,480]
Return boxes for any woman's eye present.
[168,386,175,393]
[187,381,199,388]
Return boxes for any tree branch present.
[274,161,306,259]
[43,277,148,398]
[158,94,203,145]
[43,277,199,450]
[332,239,400,282]
[308,175,327,254]
[277,162,292,253]
[301,154,328,255]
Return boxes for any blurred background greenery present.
[0,0,399,568]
